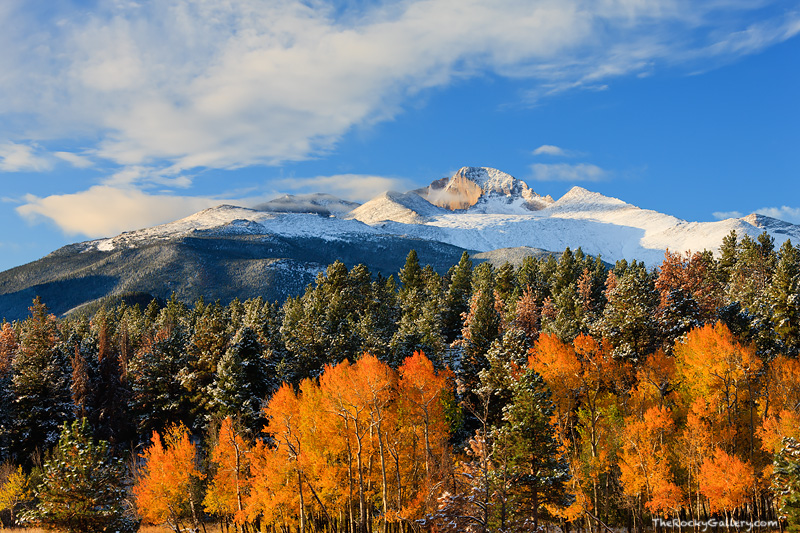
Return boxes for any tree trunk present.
[298,470,306,533]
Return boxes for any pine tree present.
[69,336,94,420]
[492,368,572,531]
[455,263,500,389]
[211,326,274,434]
[11,298,72,463]
[23,418,135,532]
[179,301,230,432]
[728,233,775,313]
[94,320,132,445]
[442,252,473,344]
[717,230,738,284]
[597,263,659,362]
[128,326,190,438]
[767,240,800,357]
[356,275,399,362]
[773,437,800,532]
[281,261,365,377]
[399,249,424,295]
[392,259,446,367]
[0,322,17,462]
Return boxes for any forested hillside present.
[1,230,799,532]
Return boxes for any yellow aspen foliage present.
[0,466,28,526]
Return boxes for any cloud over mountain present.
[1,0,797,174]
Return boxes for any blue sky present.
[1,0,799,272]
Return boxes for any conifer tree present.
[69,336,94,420]
[728,233,775,313]
[393,257,446,366]
[128,325,190,437]
[399,249,424,294]
[281,261,365,377]
[0,322,17,462]
[356,275,399,362]
[11,298,72,463]
[94,324,131,445]
[767,240,800,357]
[180,301,230,432]
[211,326,274,434]
[597,262,659,362]
[24,418,135,532]
[773,437,800,531]
[718,230,738,284]
[442,252,473,344]
[492,368,572,531]
[455,262,500,388]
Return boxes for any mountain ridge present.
[2,165,798,320]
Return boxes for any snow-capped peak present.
[346,191,445,225]
[421,166,553,212]
[550,186,630,211]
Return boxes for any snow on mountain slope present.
[369,185,800,267]
[90,205,379,252]
[79,170,800,269]
[346,191,447,225]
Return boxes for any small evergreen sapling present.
[23,418,136,532]
[774,437,800,532]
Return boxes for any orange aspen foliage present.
[759,355,800,455]
[398,351,453,516]
[619,406,683,514]
[699,448,754,514]
[514,287,541,344]
[676,322,761,400]
[203,417,251,526]
[675,322,761,454]
[0,322,18,374]
[260,381,308,529]
[529,333,581,422]
[656,250,721,318]
[134,423,204,532]
[633,349,677,410]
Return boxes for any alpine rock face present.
[2,166,799,319]
[418,166,554,212]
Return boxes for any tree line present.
[0,230,799,532]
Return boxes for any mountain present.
[418,166,554,212]
[346,191,448,225]
[0,206,477,320]
[2,165,798,320]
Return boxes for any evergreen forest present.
[1,230,800,532]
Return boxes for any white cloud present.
[54,151,94,169]
[276,174,414,202]
[0,1,796,173]
[755,206,800,224]
[530,162,609,182]
[533,145,569,157]
[0,142,52,172]
[713,210,744,220]
[16,186,225,238]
